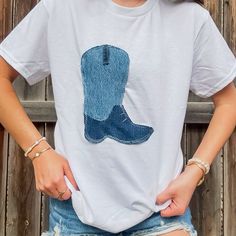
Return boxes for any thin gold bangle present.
[185,162,205,186]
[30,146,52,162]
[24,136,47,158]
[189,157,210,174]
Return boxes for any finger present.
[37,182,55,198]
[160,202,177,217]
[156,188,173,205]
[53,176,72,200]
[63,161,80,191]
[160,199,182,217]
[55,187,71,201]
[43,187,54,196]
[39,179,67,200]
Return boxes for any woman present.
[0,0,235,235]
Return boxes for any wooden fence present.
[0,0,235,235]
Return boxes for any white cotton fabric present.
[0,0,235,233]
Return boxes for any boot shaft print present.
[81,44,154,144]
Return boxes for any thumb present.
[63,161,80,191]
[156,188,173,205]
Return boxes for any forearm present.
[183,103,236,184]
[0,78,50,158]
[192,104,236,164]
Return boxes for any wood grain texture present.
[186,124,223,236]
[223,129,236,236]
[0,0,235,235]
[40,123,55,235]
[6,128,42,236]
[223,1,236,234]
[1,1,46,234]
[0,125,8,236]
[0,1,13,234]
[0,0,13,41]
[224,0,236,54]
[18,101,215,123]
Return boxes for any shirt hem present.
[0,45,35,86]
[201,60,236,98]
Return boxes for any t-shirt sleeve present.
[0,0,50,86]
[189,11,236,98]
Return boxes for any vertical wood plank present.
[223,128,236,236]
[6,125,43,236]
[0,125,9,236]
[40,123,55,235]
[0,0,13,41]
[42,23,54,231]
[0,0,13,235]
[3,0,45,233]
[186,124,223,236]
[181,123,187,166]
[223,1,236,235]
[205,0,223,27]
[46,75,54,102]
[223,0,236,54]
[42,28,54,231]
[4,1,47,235]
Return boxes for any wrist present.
[27,140,52,160]
[183,164,205,186]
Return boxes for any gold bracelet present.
[24,136,47,158]
[30,146,52,162]
[185,162,205,186]
[188,157,210,174]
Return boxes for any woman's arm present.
[189,81,236,165]
[0,57,49,153]
[0,56,79,199]
[183,81,236,182]
[156,81,236,217]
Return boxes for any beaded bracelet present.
[186,156,210,186]
[24,136,47,158]
[188,157,210,174]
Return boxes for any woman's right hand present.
[31,147,80,201]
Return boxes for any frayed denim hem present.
[41,231,55,236]
[41,228,102,236]
[41,224,60,236]
[125,221,198,236]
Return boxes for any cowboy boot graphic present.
[80,44,154,144]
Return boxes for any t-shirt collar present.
[105,0,157,17]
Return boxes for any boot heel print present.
[81,44,154,144]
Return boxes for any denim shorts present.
[41,197,198,236]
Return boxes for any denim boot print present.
[81,44,154,144]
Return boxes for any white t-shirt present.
[0,0,235,233]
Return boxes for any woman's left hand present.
[155,164,204,217]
